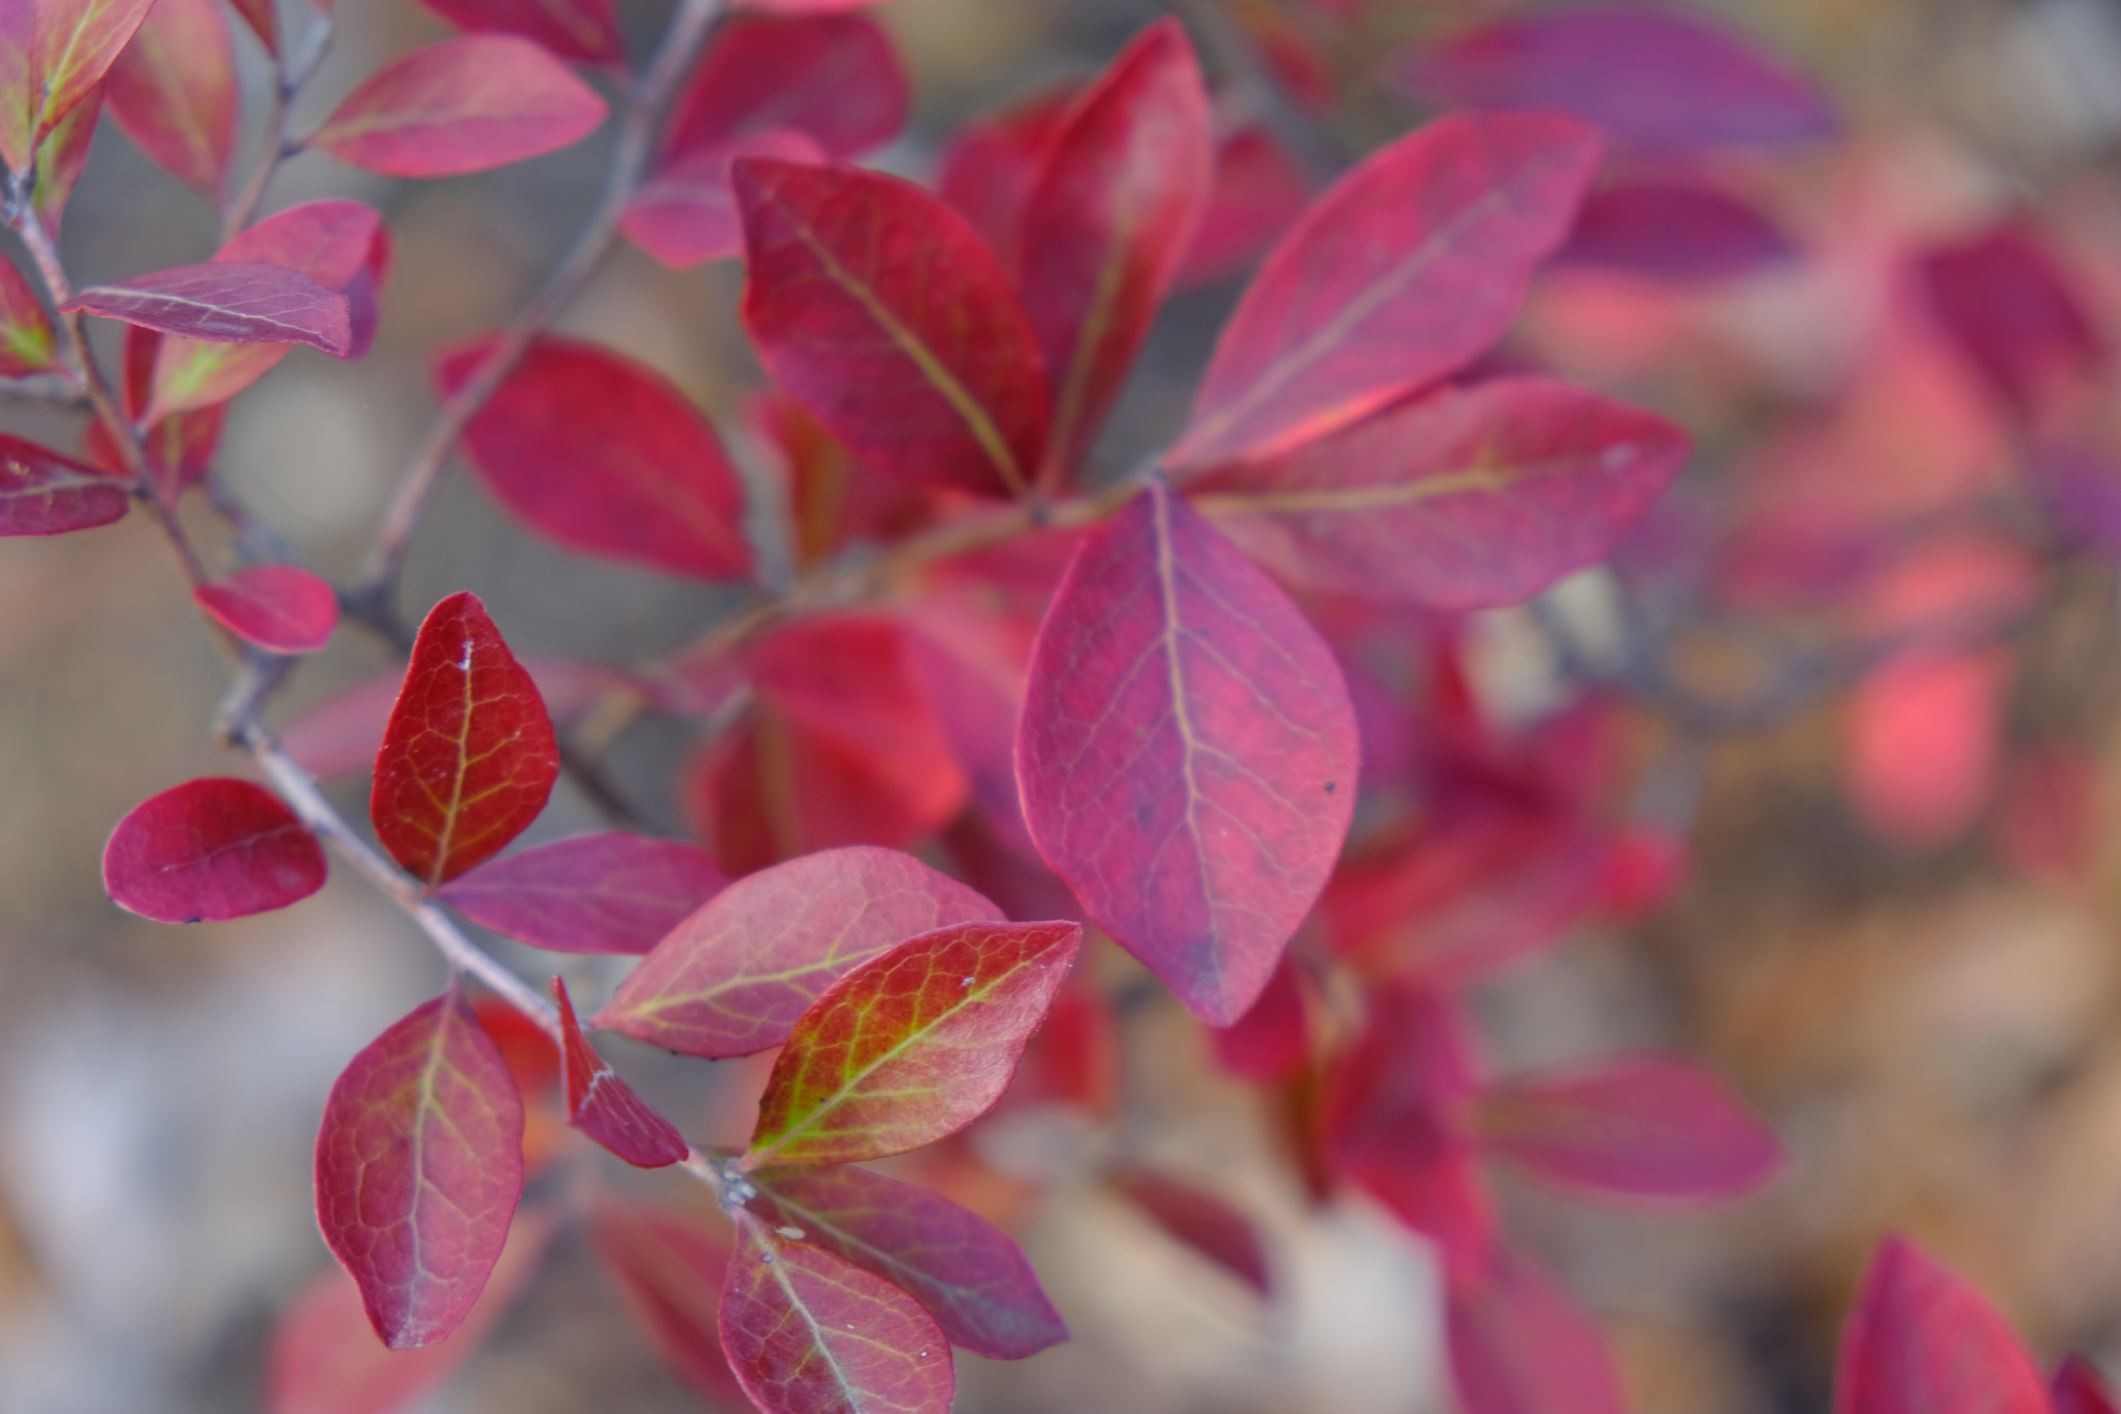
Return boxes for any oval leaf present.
[598,845,1003,1058]
[370,591,560,886]
[1835,1237,2049,1414]
[440,832,726,956]
[719,1212,955,1414]
[0,433,129,536]
[193,565,341,655]
[735,157,1051,498]
[64,260,353,354]
[748,1163,1067,1359]
[587,1202,741,1406]
[1563,176,1795,282]
[1182,377,1688,609]
[662,13,905,164]
[309,36,607,178]
[550,976,688,1168]
[314,988,526,1348]
[744,919,1083,1167]
[103,0,236,194]
[102,777,326,923]
[0,0,154,171]
[1448,1251,1626,1414]
[1017,485,1358,1024]
[414,0,623,65]
[437,334,752,581]
[1167,113,1601,471]
[1111,1167,1271,1297]
[622,129,825,270]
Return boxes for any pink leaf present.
[549,976,688,1168]
[1447,1251,1626,1414]
[935,87,1075,261]
[1178,128,1312,288]
[1917,220,2104,419]
[413,0,623,65]
[621,129,824,269]
[102,777,326,923]
[587,1202,741,1407]
[0,433,128,536]
[663,13,904,164]
[314,987,526,1348]
[1111,1167,1271,1297]
[1835,1236,2049,1414]
[719,1212,955,1414]
[1167,113,1602,471]
[2056,1357,2121,1414]
[439,833,726,956]
[64,261,352,354]
[1017,485,1358,1024]
[1207,952,1309,1083]
[747,1163,1068,1358]
[0,0,154,172]
[193,566,341,655]
[1563,176,1795,282]
[103,0,236,194]
[309,36,607,178]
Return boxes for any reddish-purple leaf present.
[1110,1167,1271,1297]
[1167,113,1601,471]
[64,261,352,355]
[1400,4,1836,153]
[1178,128,1311,288]
[747,1162,1068,1358]
[588,1202,741,1407]
[1917,221,2104,418]
[549,976,687,1168]
[414,0,624,65]
[1475,1056,1781,1200]
[935,87,1075,261]
[436,335,751,580]
[600,845,1003,1058]
[440,833,726,956]
[737,0,891,11]
[736,158,1051,499]
[1835,1236,2049,1414]
[369,592,560,886]
[103,0,236,194]
[719,1211,955,1414]
[0,0,154,172]
[102,777,325,924]
[664,13,905,164]
[1017,485,1358,1024]
[744,919,1083,1166]
[193,566,341,655]
[314,988,526,1349]
[0,433,128,536]
[1447,1251,1626,1414]
[1207,952,1309,1083]
[1017,20,1211,481]
[309,36,607,178]
[2057,1357,2121,1414]
[1563,176,1796,281]
[1182,377,1687,609]
[621,129,823,269]
[0,254,56,376]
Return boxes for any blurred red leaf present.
[1184,377,1686,609]
[1447,1250,1626,1414]
[935,87,1074,261]
[102,777,326,923]
[549,976,688,1168]
[1848,651,2009,850]
[1110,1167,1271,1297]
[227,0,273,53]
[587,1201,741,1406]
[738,0,890,11]
[283,655,609,782]
[664,13,904,163]
[0,432,129,535]
[64,261,352,353]
[1834,1236,2049,1414]
[1017,485,1358,1024]
[1563,176,1796,282]
[1167,113,1601,471]
[2056,1357,2121,1414]
[193,566,341,655]
[414,0,623,65]
[743,919,1083,1166]
[1208,953,1310,1084]
[103,0,235,194]
[1016,19,1212,481]
[719,1212,955,1414]
[748,1162,1068,1358]
[309,36,606,178]
[0,255,55,375]
[29,89,101,238]
[1917,220,2103,419]
[0,0,153,172]
[621,128,824,269]
[314,987,526,1348]
[1177,127,1312,288]
[369,591,559,886]
[438,334,752,580]
[441,833,725,956]
[599,844,1001,1059]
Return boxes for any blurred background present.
[10,0,2121,1409]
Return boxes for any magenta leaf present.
[621,129,825,269]
[64,261,353,354]
[439,833,726,956]
[1017,484,1359,1024]
[1563,176,1796,282]
[587,1202,742,1406]
[663,13,906,164]
[1111,1167,1271,1297]
[2057,1357,2121,1414]
[1207,953,1309,1083]
[1835,1236,2049,1414]
[549,976,687,1168]
[1447,1250,1626,1414]
[193,565,341,655]
[102,777,326,924]
[0,433,129,536]
[314,987,526,1348]
[413,0,624,65]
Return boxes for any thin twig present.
[220,12,337,240]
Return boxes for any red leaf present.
[265,1211,552,1414]
[1183,377,1687,609]
[621,129,824,269]
[1207,952,1309,1083]
[2056,1357,2121,1414]
[0,432,128,536]
[1917,220,2103,419]
[663,13,905,164]
[103,0,236,194]
[1178,128,1311,288]
[227,0,273,53]
[193,566,341,655]
[1110,1167,1271,1297]
[64,260,352,354]
[736,157,1051,498]
[437,335,751,580]
[1167,113,1601,471]
[414,0,624,66]
[599,844,1002,1058]
[935,87,1075,261]
[309,36,607,178]
[719,1211,955,1414]
[747,1162,1067,1358]
[0,0,154,172]
[0,255,56,375]
[102,777,326,923]
[314,988,526,1348]
[369,591,560,886]
[744,919,1083,1166]
[1447,1251,1626,1414]
[1017,485,1358,1024]
[587,1201,741,1406]
[1835,1236,2049,1414]
[1400,4,1836,154]
[1016,20,1212,480]
[549,977,688,1168]
[440,833,725,956]
[1563,176,1795,282]
[1475,1056,1781,1199]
